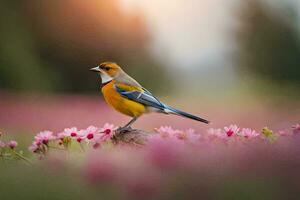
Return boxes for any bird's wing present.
[114,83,165,110]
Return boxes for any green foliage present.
[216,178,283,200]
[235,0,300,88]
[0,163,106,200]
[0,2,56,92]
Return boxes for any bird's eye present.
[104,67,110,71]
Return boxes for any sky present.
[119,0,299,70]
[119,0,239,69]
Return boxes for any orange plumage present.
[101,80,146,117]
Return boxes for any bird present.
[90,62,209,130]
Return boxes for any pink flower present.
[292,124,300,134]
[155,126,182,138]
[89,124,117,148]
[28,142,40,153]
[35,131,56,144]
[75,129,87,143]
[278,130,289,136]
[224,125,239,137]
[99,123,117,141]
[85,126,98,140]
[100,123,117,134]
[240,128,259,138]
[56,132,66,140]
[156,126,177,134]
[186,128,195,135]
[174,128,200,142]
[207,128,226,139]
[57,127,78,139]
[0,140,6,148]
[89,134,101,149]
[7,140,18,149]
[66,127,78,137]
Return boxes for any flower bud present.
[7,140,18,149]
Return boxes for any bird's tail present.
[163,105,209,124]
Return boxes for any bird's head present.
[90,62,121,83]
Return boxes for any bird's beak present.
[90,66,101,72]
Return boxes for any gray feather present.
[115,85,165,110]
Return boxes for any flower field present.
[1,122,299,200]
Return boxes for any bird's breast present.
[101,81,146,117]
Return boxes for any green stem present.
[48,145,66,151]
[79,143,85,152]
[13,150,32,165]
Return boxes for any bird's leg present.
[116,117,138,134]
[124,117,138,128]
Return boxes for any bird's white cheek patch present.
[100,71,113,84]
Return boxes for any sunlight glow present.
[119,0,236,68]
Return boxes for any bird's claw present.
[116,126,133,134]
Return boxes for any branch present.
[112,127,156,145]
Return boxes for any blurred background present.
[1,1,300,200]
[0,0,299,134]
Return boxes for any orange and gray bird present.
[90,62,209,130]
